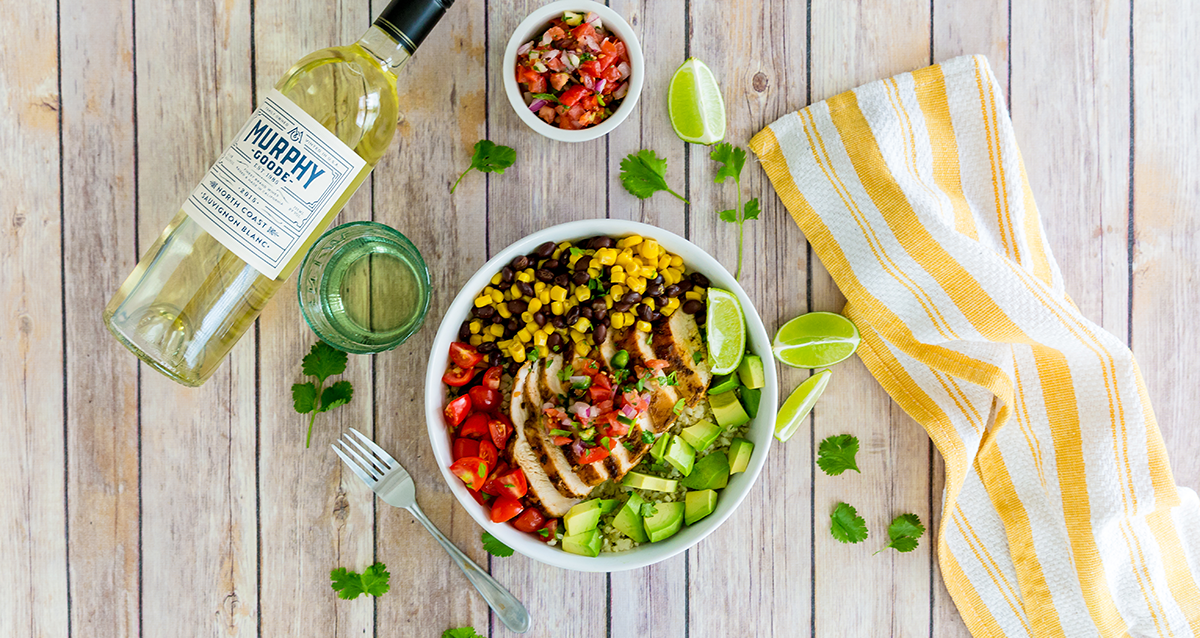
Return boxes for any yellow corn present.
[665,297,680,310]
[638,239,659,261]
[488,288,504,304]
[639,266,657,279]
[516,270,535,283]
[670,254,683,268]
[604,297,613,309]
[550,286,567,302]
[609,284,625,299]
[527,298,543,313]
[685,290,703,301]
[534,331,548,347]
[490,273,502,285]
[570,329,585,343]
[657,255,673,271]
[507,284,520,299]
[469,320,482,334]
[496,305,512,319]
[469,335,483,346]
[587,267,601,279]
[643,298,656,310]
[636,320,653,333]
[574,341,590,357]
[480,333,495,342]
[511,345,526,363]
[551,301,565,315]
[538,289,551,304]
[575,286,591,302]
[627,277,646,294]
[662,304,677,317]
[609,270,626,285]
[534,281,546,292]
[595,248,617,265]
[663,267,682,285]
[567,251,583,268]
[693,286,707,297]
[474,295,490,308]
[489,324,505,337]
[573,318,592,333]
[521,311,534,323]
[619,235,643,248]
[526,321,540,334]
[615,251,636,270]
[611,313,625,330]
[517,329,532,343]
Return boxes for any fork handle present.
[406,502,531,634]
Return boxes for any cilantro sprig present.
[330,562,390,599]
[442,627,485,638]
[481,531,514,557]
[711,143,760,280]
[817,434,861,476]
[292,341,354,448]
[619,149,688,202]
[830,502,868,544]
[876,513,926,554]
[452,139,516,194]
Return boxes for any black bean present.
[589,236,615,249]
[491,313,505,324]
[489,352,501,367]
[500,266,514,284]
[664,284,681,298]
[543,258,560,271]
[651,274,664,285]
[695,312,706,325]
[593,323,607,344]
[590,299,606,313]
[580,306,594,320]
[511,255,530,271]
[535,268,554,283]
[682,299,704,314]
[649,310,662,322]
[477,341,497,353]
[551,315,567,329]
[565,306,581,325]
[547,332,564,351]
[458,322,472,340]
[533,312,547,326]
[473,305,495,319]
[572,271,590,286]
[516,281,535,298]
[506,318,520,332]
[645,282,664,297]
[554,273,570,288]
[691,272,711,287]
[622,291,642,304]
[534,241,556,258]
[637,304,653,321]
[574,255,592,271]
[613,301,633,313]
[677,279,694,293]
[594,307,608,322]
[507,361,522,375]
[508,299,528,314]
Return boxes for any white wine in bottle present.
[104,0,453,387]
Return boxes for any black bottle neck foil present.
[375,0,454,54]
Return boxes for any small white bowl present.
[424,220,778,572]
[501,0,645,143]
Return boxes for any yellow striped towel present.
[751,54,1200,636]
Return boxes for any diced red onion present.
[541,31,554,46]
[581,74,595,90]
[617,62,630,81]
[586,406,600,419]
[517,41,533,56]
[594,79,606,93]
[585,12,602,30]
[544,49,560,59]
[567,52,580,68]
[614,82,629,99]
[529,99,548,112]
[620,403,638,419]
[569,401,591,416]
[570,440,587,457]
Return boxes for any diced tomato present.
[615,41,628,61]
[490,496,525,523]
[552,435,573,446]
[449,457,489,491]
[645,359,669,371]
[597,412,629,439]
[459,412,490,439]
[588,373,613,403]
[600,39,618,57]
[477,439,499,470]
[538,105,557,123]
[495,468,528,499]
[481,366,503,391]
[449,342,485,369]
[580,94,600,112]
[579,60,603,78]
[576,445,610,465]
[571,21,597,41]
[516,66,547,93]
[469,385,501,412]
[545,56,566,72]
[542,25,566,42]
[549,73,571,91]
[602,65,621,84]
[487,414,513,449]
[442,365,475,387]
[444,395,472,427]
[511,507,546,533]
[480,460,511,496]
[452,437,479,461]
[469,488,492,507]
[536,519,558,543]
[559,84,589,108]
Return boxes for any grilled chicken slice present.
[614,327,682,434]
[523,359,594,500]
[595,334,654,478]
[541,355,610,487]
[507,363,579,517]
[650,311,712,411]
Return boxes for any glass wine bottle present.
[104,0,453,386]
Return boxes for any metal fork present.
[333,428,530,634]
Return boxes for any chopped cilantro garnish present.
[672,398,686,414]
[642,431,655,444]
[692,351,704,364]
[661,371,679,387]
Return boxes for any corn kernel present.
[670,254,684,268]
[534,331,548,347]
[489,289,504,303]
[611,313,624,329]
[636,320,652,333]
[516,270,535,283]
[550,286,568,302]
[533,281,546,292]
[517,328,531,342]
[609,271,626,285]
[511,345,527,363]
[469,320,482,334]
[619,235,643,248]
[595,248,616,266]
[538,290,551,304]
[474,295,490,308]
[685,290,703,301]
[570,329,585,343]
[638,239,659,261]
[551,301,565,315]
[490,273,502,285]
[527,298,543,313]
[639,266,657,279]
[573,318,591,333]
[568,252,583,268]
[574,341,590,357]
[662,305,677,317]
[604,297,613,309]
[658,255,673,270]
[587,267,601,279]
[644,298,656,310]
[623,312,637,326]
[497,305,512,319]
[503,290,515,301]
[610,284,625,299]
[521,311,534,323]
[663,267,682,285]
[526,322,539,335]
[489,324,505,337]
[666,297,680,309]
[481,333,495,342]
[694,287,707,296]
[469,335,483,346]
[575,286,591,302]
[615,252,636,270]
[627,277,646,294]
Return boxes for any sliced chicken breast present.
[523,359,594,499]
[651,311,712,411]
[596,334,656,479]
[542,355,610,487]
[615,327,682,434]
[507,363,579,517]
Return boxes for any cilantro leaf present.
[330,562,390,600]
[292,382,318,414]
[442,628,485,638]
[619,150,688,202]
[817,434,861,476]
[692,351,704,364]
[830,502,868,544]
[718,208,738,223]
[711,143,746,184]
[481,531,514,557]
[318,380,354,413]
[452,139,516,194]
[530,92,561,104]
[302,340,348,383]
[640,502,658,517]
[743,197,761,221]
[709,142,758,279]
[642,431,655,444]
[673,398,686,414]
[876,513,926,554]
[295,341,354,447]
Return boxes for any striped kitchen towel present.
[750,54,1200,636]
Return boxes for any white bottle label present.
[181,89,367,280]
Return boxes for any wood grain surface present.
[3,0,1198,636]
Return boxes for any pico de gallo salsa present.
[515,10,632,130]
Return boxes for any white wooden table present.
[5,0,1198,635]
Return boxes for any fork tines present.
[333,428,397,485]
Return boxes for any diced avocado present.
[708,373,740,395]
[728,437,754,474]
[562,10,584,26]
[612,492,648,542]
[597,498,620,515]
[664,435,696,476]
[737,355,766,389]
[680,451,730,490]
[649,432,671,462]
[564,500,604,537]
[740,387,762,418]
[562,528,601,557]
[622,471,679,493]
[643,501,685,542]
[680,420,722,452]
[710,390,751,429]
[685,489,719,525]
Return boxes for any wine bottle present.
[104,0,453,387]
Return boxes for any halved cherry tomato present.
[477,439,499,470]
[481,366,503,391]
[442,365,475,387]
[459,412,490,439]
[490,495,525,523]
[511,507,546,533]
[449,342,485,369]
[495,468,528,499]
[576,445,610,465]
[559,84,589,108]
[469,385,501,412]
[444,395,472,427]
[469,489,492,507]
[552,435,573,446]
[452,437,479,461]
[488,414,513,449]
[449,457,489,491]
[536,519,558,543]
[480,460,512,497]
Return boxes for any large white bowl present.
[501,0,645,143]
[424,220,777,572]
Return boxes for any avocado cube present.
[740,387,762,418]
[737,355,766,389]
[643,501,685,542]
[649,432,671,462]
[596,498,620,515]
[680,451,730,490]
[564,499,604,537]
[680,420,722,452]
[612,493,648,543]
[622,471,679,493]
[708,373,740,395]
[664,435,696,476]
[684,489,719,525]
[561,528,602,557]
[710,390,751,429]
[728,438,754,474]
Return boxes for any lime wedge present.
[775,369,832,442]
[772,312,860,369]
[668,58,726,145]
[705,288,745,375]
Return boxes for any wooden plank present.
[58,0,141,636]
[134,0,259,635]
[0,2,68,637]
[807,0,934,634]
[253,1,377,636]
[1131,0,1200,485]
[683,0,812,636]
[369,0,492,635]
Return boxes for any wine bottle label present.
[181,89,367,279]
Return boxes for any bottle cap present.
[376,0,453,54]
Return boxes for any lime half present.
[775,369,832,442]
[705,288,745,375]
[668,58,726,145]
[772,312,860,369]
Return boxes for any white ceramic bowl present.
[424,220,777,572]
[501,0,645,143]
